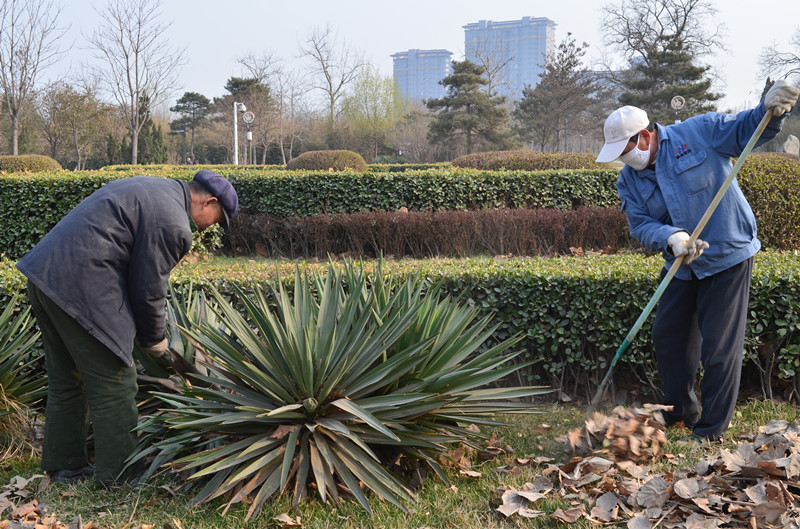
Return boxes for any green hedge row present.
[452,150,606,171]
[2,156,799,259]
[738,153,800,250]
[3,253,797,400]
[229,169,620,217]
[0,169,621,259]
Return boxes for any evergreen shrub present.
[286,150,367,172]
[2,253,799,401]
[738,153,800,250]
[452,150,606,171]
[0,155,62,173]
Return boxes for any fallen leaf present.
[626,513,651,528]
[271,425,297,440]
[273,513,303,528]
[551,506,583,523]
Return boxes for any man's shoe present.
[50,464,95,484]
[677,433,723,446]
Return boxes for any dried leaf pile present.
[496,407,800,528]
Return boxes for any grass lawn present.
[2,398,797,529]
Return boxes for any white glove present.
[765,80,800,116]
[668,231,709,265]
[142,337,169,358]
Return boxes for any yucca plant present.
[0,292,45,458]
[129,261,549,519]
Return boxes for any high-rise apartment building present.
[391,49,453,103]
[463,16,556,100]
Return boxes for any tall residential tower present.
[391,49,453,103]
[463,16,556,100]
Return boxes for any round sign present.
[670,96,685,111]
[242,111,255,124]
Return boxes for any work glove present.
[142,337,169,358]
[765,80,800,116]
[668,231,709,265]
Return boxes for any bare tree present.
[600,0,725,64]
[299,24,367,128]
[87,0,185,164]
[0,0,67,155]
[760,29,800,82]
[272,66,309,164]
[468,39,514,98]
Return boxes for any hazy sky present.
[52,0,799,113]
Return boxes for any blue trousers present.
[27,281,140,485]
[652,257,753,440]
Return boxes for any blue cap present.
[192,170,239,230]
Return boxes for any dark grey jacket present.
[17,177,193,365]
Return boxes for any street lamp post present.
[233,102,247,165]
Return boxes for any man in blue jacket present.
[17,170,238,484]
[596,80,799,442]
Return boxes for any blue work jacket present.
[616,102,785,280]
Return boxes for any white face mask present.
[619,145,651,170]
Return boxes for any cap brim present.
[219,209,230,231]
[596,139,629,163]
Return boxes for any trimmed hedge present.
[229,169,621,218]
[452,150,607,171]
[0,155,62,173]
[367,163,451,172]
[0,169,621,259]
[2,157,800,259]
[285,150,367,172]
[738,153,800,250]
[3,253,798,401]
[101,164,285,172]
[230,207,637,259]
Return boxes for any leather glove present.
[668,231,709,265]
[765,80,800,116]
[142,337,169,358]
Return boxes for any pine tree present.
[619,36,719,123]
[426,60,512,154]
[513,34,597,151]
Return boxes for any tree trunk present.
[11,115,19,155]
[131,128,139,165]
[74,129,81,170]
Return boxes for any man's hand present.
[765,80,800,116]
[142,337,169,358]
[668,231,709,265]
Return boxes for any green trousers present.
[27,281,140,485]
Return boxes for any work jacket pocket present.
[674,149,711,195]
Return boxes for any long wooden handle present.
[590,109,774,407]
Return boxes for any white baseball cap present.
[596,106,650,163]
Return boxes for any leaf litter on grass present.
[495,405,800,528]
[8,408,800,528]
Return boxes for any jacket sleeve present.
[128,222,192,348]
[709,102,787,158]
[617,171,680,252]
